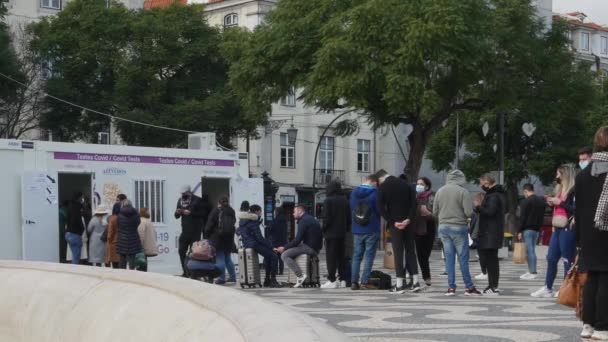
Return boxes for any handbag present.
[135,251,147,269]
[552,216,569,229]
[513,241,527,264]
[558,255,588,309]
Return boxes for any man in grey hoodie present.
[433,170,481,296]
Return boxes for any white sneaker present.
[554,290,560,298]
[581,324,594,338]
[475,273,488,280]
[293,274,307,288]
[520,273,538,280]
[531,286,553,298]
[340,280,347,288]
[321,280,339,289]
[592,330,608,340]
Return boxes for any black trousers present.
[390,225,419,279]
[119,254,136,270]
[479,253,488,275]
[277,257,284,274]
[325,238,345,282]
[478,249,499,289]
[179,234,199,276]
[416,228,436,281]
[583,271,608,331]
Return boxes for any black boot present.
[269,276,282,288]
[263,277,271,287]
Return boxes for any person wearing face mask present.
[474,173,507,295]
[531,164,577,298]
[175,185,205,278]
[413,177,436,287]
[579,146,593,170]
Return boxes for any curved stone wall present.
[0,261,350,342]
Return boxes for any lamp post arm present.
[312,111,353,189]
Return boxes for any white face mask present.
[416,185,426,194]
[579,160,590,170]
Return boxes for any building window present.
[357,139,370,172]
[224,13,238,27]
[602,36,608,55]
[581,32,590,51]
[319,136,334,171]
[280,88,296,107]
[280,133,295,168]
[134,179,165,224]
[40,0,61,10]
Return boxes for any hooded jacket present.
[350,185,381,235]
[377,175,416,224]
[322,181,351,239]
[238,212,271,249]
[284,213,323,252]
[117,206,142,255]
[476,184,506,250]
[433,170,473,228]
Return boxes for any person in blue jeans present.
[66,192,86,264]
[205,197,237,284]
[350,176,381,290]
[433,170,481,296]
[532,164,577,298]
[238,205,281,288]
[517,184,546,280]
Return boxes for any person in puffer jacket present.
[117,200,142,270]
[238,205,281,288]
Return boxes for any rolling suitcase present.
[287,254,321,288]
[238,248,262,288]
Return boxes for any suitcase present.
[238,248,262,288]
[287,254,321,288]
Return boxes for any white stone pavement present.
[235,246,582,342]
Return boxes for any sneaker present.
[445,288,456,296]
[465,287,482,296]
[409,283,422,293]
[226,278,237,283]
[214,279,226,285]
[440,272,448,276]
[591,330,608,340]
[351,282,360,291]
[475,273,488,280]
[554,290,560,298]
[424,278,432,287]
[268,279,282,288]
[389,285,408,294]
[531,286,553,298]
[360,283,377,290]
[340,280,348,288]
[293,274,307,288]
[581,324,594,338]
[483,287,500,295]
[321,280,339,289]
[520,273,538,280]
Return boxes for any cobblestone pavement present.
[240,246,582,342]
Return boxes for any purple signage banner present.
[54,152,235,167]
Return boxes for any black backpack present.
[368,270,392,290]
[354,199,372,226]
[217,209,236,238]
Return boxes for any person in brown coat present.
[105,203,121,268]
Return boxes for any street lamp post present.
[312,111,351,190]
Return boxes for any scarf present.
[592,152,608,231]
[416,190,433,201]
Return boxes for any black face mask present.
[181,194,189,200]
[555,178,561,185]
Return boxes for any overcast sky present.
[553,0,608,25]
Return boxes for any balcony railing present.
[314,169,345,187]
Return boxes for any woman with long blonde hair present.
[531,164,577,298]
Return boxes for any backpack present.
[190,239,216,261]
[368,270,392,290]
[354,199,372,226]
[217,209,236,238]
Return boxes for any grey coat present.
[87,215,108,263]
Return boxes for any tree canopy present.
[228,0,596,180]
[29,0,261,146]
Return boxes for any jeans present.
[65,232,83,265]
[325,238,345,282]
[215,249,236,282]
[281,244,317,277]
[523,230,539,274]
[438,226,474,290]
[390,225,418,278]
[545,228,576,290]
[253,243,278,278]
[178,234,198,276]
[119,254,136,270]
[351,233,380,284]
[583,271,608,331]
[478,249,499,289]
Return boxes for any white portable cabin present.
[0,135,262,275]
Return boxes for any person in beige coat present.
[138,208,158,272]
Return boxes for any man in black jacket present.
[517,183,546,280]
[320,181,351,289]
[373,169,420,293]
[204,197,237,284]
[175,185,206,277]
[276,204,323,288]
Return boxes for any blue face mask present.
[416,185,425,194]
[579,160,590,170]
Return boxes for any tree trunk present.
[405,128,427,182]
